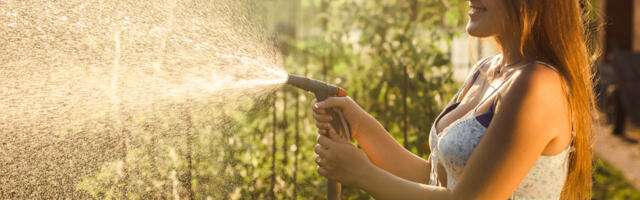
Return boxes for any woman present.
[311,0,596,199]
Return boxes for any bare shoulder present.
[503,62,569,109]
[502,62,567,105]
[496,62,570,143]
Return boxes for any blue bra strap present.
[470,61,489,86]
[451,56,494,104]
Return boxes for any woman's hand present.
[314,130,375,187]
[311,96,432,189]
[312,96,370,139]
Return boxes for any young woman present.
[311,0,596,199]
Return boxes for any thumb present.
[314,96,351,110]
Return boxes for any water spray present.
[286,74,351,200]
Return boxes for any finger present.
[315,156,326,167]
[314,121,337,137]
[317,135,337,148]
[317,124,339,141]
[317,166,329,178]
[312,111,333,122]
[312,99,326,114]
[314,144,329,157]
[315,121,332,130]
[315,135,330,147]
[318,129,328,136]
[315,96,351,110]
[313,107,326,115]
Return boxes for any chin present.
[466,22,495,38]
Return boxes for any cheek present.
[466,9,504,37]
[466,0,510,37]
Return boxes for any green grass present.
[592,157,640,199]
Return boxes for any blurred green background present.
[77,0,640,199]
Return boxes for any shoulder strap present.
[470,59,490,85]
[451,56,495,103]
[533,61,560,72]
[473,61,529,113]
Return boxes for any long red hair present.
[496,0,598,199]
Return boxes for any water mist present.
[0,0,287,198]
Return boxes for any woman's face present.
[466,0,509,38]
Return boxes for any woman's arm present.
[354,114,431,184]
[311,57,493,184]
[315,64,571,199]
[313,97,430,184]
[361,164,451,200]
[315,131,448,200]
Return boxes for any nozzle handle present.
[285,74,350,200]
[286,74,347,101]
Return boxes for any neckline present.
[432,57,495,136]
[433,59,530,138]
[433,102,482,137]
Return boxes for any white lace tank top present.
[427,57,573,199]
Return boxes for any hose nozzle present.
[286,74,347,101]
[285,74,350,200]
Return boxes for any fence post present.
[282,89,289,166]
[183,107,195,200]
[270,95,277,200]
[293,90,300,199]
